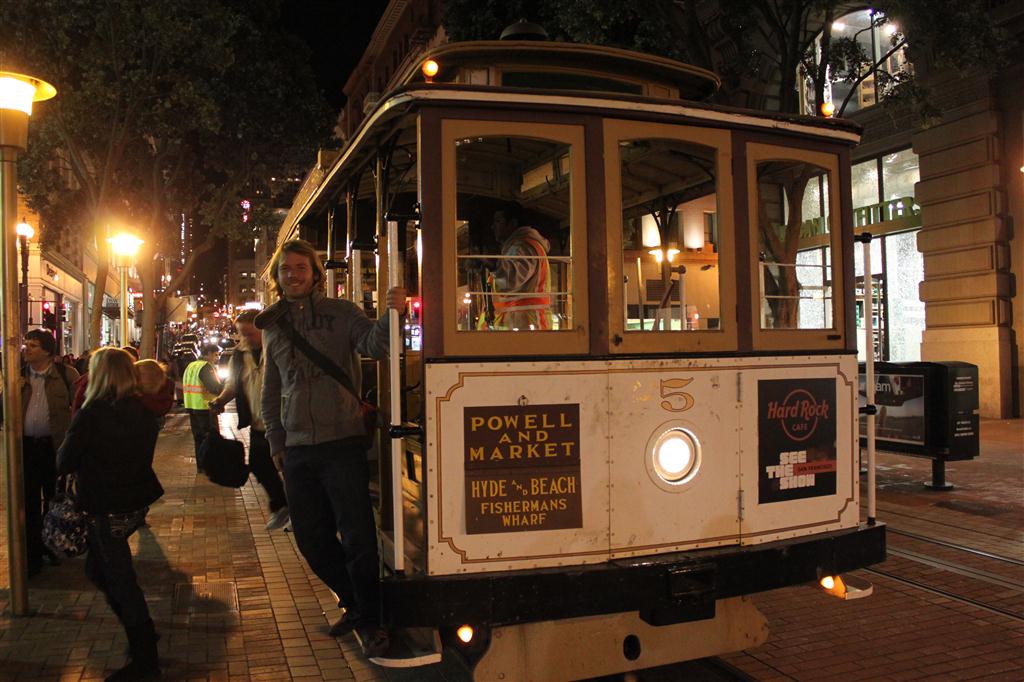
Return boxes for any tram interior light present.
[640,215,661,248]
[649,247,680,264]
[456,625,474,644]
[422,59,440,79]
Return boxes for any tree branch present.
[837,38,908,116]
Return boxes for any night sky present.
[280,1,388,110]
[200,1,386,301]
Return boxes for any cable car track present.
[886,546,1024,590]
[888,528,1024,567]
[876,506,1021,543]
[863,567,1024,623]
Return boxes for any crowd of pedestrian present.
[6,237,404,678]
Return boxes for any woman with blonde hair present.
[58,347,163,681]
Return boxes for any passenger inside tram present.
[456,135,573,331]
[465,204,554,331]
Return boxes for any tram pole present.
[386,220,404,573]
[857,233,877,526]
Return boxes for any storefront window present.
[851,159,880,213]
[881,148,919,202]
[884,231,924,361]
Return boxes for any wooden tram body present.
[291,40,885,679]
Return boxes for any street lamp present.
[15,219,33,338]
[1,68,56,616]
[107,233,143,346]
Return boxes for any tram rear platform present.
[0,415,1021,681]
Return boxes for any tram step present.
[357,626,442,668]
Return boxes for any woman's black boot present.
[106,620,160,681]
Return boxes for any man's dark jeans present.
[85,514,152,629]
[23,436,56,570]
[283,439,379,627]
[249,429,287,512]
[188,409,214,471]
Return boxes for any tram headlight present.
[651,428,700,485]
[456,624,474,643]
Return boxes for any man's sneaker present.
[328,608,360,637]
[356,626,390,658]
[265,506,290,531]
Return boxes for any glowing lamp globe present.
[0,70,56,151]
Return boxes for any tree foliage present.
[2,0,332,355]
[442,0,695,62]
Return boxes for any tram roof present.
[288,84,861,232]
[399,40,722,101]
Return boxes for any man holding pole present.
[256,239,405,659]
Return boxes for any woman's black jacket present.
[57,395,163,514]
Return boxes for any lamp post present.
[0,68,57,616]
[107,233,143,346]
[15,219,32,339]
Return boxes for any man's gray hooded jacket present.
[255,292,389,454]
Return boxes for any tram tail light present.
[456,625,474,644]
[819,573,874,600]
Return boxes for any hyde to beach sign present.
[758,379,837,504]
[464,404,582,534]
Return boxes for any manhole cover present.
[173,582,239,615]
[935,500,1011,517]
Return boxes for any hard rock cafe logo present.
[766,389,831,442]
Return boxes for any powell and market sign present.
[463,403,582,534]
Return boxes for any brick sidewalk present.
[0,412,389,682]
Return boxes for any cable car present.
[284,37,886,680]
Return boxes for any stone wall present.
[913,82,1016,417]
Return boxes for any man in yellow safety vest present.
[183,343,223,472]
[477,206,554,331]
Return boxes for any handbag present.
[42,475,89,558]
[200,413,250,488]
[275,316,381,446]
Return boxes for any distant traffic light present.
[41,301,56,330]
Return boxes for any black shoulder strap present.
[276,316,361,402]
[55,362,72,396]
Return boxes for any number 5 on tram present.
[296,38,885,680]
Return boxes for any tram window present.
[619,138,720,333]
[756,160,834,330]
[455,136,573,332]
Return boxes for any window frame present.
[603,119,737,354]
[746,142,846,351]
[441,118,590,356]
